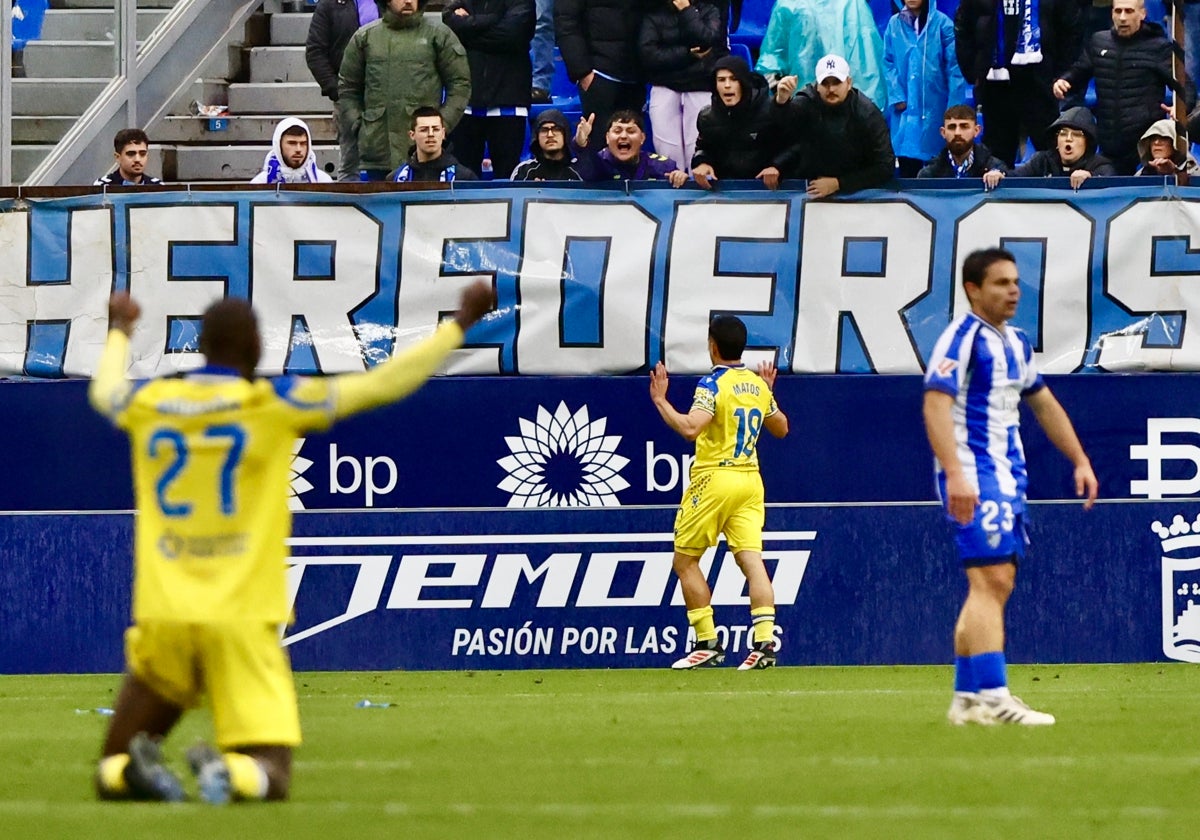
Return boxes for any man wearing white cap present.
[772,53,894,197]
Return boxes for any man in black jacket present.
[388,107,481,182]
[1052,0,1189,175]
[692,55,786,189]
[918,104,1008,189]
[954,0,1080,167]
[555,0,646,134]
[510,109,583,179]
[305,0,381,181]
[773,54,894,197]
[443,0,536,179]
[999,107,1116,188]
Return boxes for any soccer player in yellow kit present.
[649,315,790,670]
[89,281,495,803]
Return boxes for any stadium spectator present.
[305,0,382,181]
[955,0,1081,167]
[924,246,1097,726]
[883,0,970,177]
[250,118,334,184]
[1053,0,1189,175]
[638,0,728,175]
[94,129,163,186]
[554,0,646,135]
[772,55,895,197]
[442,0,536,180]
[1005,107,1117,188]
[510,108,583,179]
[917,104,1009,190]
[649,315,790,671]
[1134,117,1198,181]
[691,55,788,189]
[530,0,554,102]
[755,0,887,111]
[388,107,480,182]
[88,282,495,803]
[571,109,689,185]
[338,0,471,180]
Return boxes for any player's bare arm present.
[923,390,977,525]
[1024,387,1099,508]
[649,362,713,441]
[757,361,790,438]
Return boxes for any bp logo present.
[288,438,315,511]
[1152,514,1200,663]
[497,402,630,507]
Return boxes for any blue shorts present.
[949,497,1028,567]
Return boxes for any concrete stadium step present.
[10,79,109,116]
[11,146,51,183]
[227,81,329,114]
[157,113,335,143]
[248,46,311,83]
[171,143,339,181]
[22,41,142,78]
[10,116,79,144]
[62,0,178,8]
[40,8,169,41]
[269,11,313,46]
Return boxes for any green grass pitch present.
[1,664,1197,839]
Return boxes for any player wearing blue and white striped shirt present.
[923,247,1098,727]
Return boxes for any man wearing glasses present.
[511,109,583,180]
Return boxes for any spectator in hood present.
[305,0,382,181]
[1005,107,1117,189]
[510,109,583,180]
[883,0,969,177]
[250,118,334,184]
[691,55,788,189]
[388,108,479,182]
[1135,118,1198,182]
[1053,0,1191,175]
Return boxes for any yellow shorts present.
[673,469,765,555]
[125,621,301,749]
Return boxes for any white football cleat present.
[947,693,996,726]
[982,694,1056,726]
[671,641,725,669]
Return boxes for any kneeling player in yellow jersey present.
[89,281,495,803]
[649,315,790,670]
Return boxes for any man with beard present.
[510,109,583,180]
[917,104,1008,189]
[691,55,787,189]
[1000,107,1116,189]
[339,0,471,180]
[94,129,163,186]
[250,118,334,184]
[388,108,479,182]
[571,109,689,185]
[773,54,894,197]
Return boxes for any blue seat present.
[729,42,753,68]
[550,47,581,110]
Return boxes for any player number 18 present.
[732,407,763,458]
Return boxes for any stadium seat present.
[729,42,752,68]
[550,48,580,111]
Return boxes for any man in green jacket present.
[339,0,472,180]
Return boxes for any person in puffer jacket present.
[1006,107,1116,189]
[691,55,788,189]
[882,0,969,177]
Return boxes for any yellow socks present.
[225,752,270,800]
[751,606,776,644]
[686,605,717,642]
[96,754,131,797]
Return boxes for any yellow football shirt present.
[90,321,465,623]
[689,365,779,472]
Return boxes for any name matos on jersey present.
[281,531,816,645]
[1153,513,1200,663]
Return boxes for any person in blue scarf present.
[250,118,334,184]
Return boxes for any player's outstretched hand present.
[108,292,141,337]
[757,360,778,389]
[649,361,670,404]
[454,280,497,331]
[1075,462,1099,510]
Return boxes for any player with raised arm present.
[650,315,790,670]
[924,248,1097,726]
[89,280,495,803]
